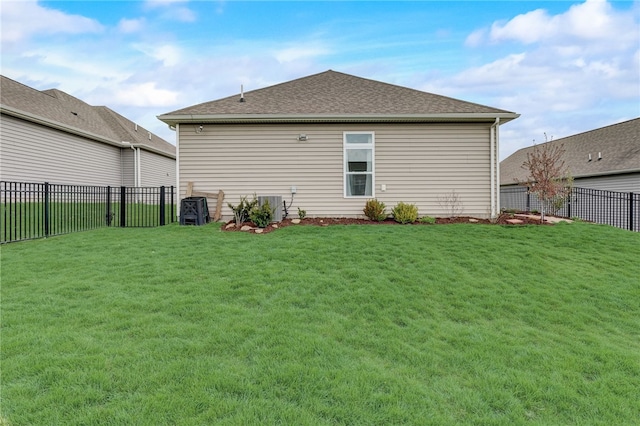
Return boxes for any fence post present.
[120,186,126,227]
[526,187,531,212]
[171,186,175,223]
[106,186,112,226]
[160,186,166,226]
[629,192,634,232]
[44,182,50,237]
[567,187,572,218]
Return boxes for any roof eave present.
[157,112,520,126]
[127,142,176,160]
[1,103,124,148]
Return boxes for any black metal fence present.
[501,186,639,232]
[1,181,176,243]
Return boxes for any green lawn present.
[1,222,639,425]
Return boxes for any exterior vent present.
[258,195,283,222]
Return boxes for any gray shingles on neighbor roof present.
[500,118,640,185]
[0,75,175,158]
[160,70,517,120]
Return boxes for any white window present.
[344,132,374,197]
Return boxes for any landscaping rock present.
[468,218,479,223]
[506,218,524,224]
[240,225,253,231]
[272,224,279,229]
[225,223,236,229]
[291,219,301,224]
[254,229,264,234]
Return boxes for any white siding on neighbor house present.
[573,173,640,193]
[139,150,176,187]
[121,148,135,187]
[179,122,494,219]
[1,114,122,186]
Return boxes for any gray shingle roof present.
[500,118,640,185]
[159,70,517,122]
[1,75,175,157]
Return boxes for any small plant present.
[391,202,418,224]
[438,190,464,217]
[297,207,307,220]
[519,138,573,222]
[420,216,436,224]
[227,194,258,226]
[363,199,387,221]
[250,199,274,228]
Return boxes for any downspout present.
[490,117,500,219]
[129,144,138,187]
[136,147,142,187]
[175,123,180,219]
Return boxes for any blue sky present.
[2,0,638,159]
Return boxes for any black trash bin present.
[180,197,210,225]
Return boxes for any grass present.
[1,202,176,242]
[1,222,639,425]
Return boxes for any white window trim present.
[343,131,375,198]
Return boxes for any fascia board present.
[1,104,124,148]
[157,112,520,126]
[127,142,177,160]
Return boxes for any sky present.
[1,0,638,160]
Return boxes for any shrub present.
[297,207,307,220]
[363,199,387,221]
[420,216,436,224]
[250,199,274,228]
[227,194,258,226]
[391,202,418,224]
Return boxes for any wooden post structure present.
[185,182,225,222]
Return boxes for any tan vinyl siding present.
[574,174,640,193]
[1,114,122,186]
[121,148,135,186]
[179,122,493,219]
[139,150,176,187]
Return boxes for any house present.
[0,75,176,187]
[158,70,519,220]
[500,118,640,193]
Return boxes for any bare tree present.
[437,190,464,217]
[519,136,572,222]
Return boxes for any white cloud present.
[112,82,179,107]
[144,0,189,8]
[0,0,103,44]
[450,0,640,159]
[274,46,331,63]
[118,18,146,34]
[143,0,196,22]
[133,43,182,67]
[487,0,636,47]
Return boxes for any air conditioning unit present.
[257,195,283,222]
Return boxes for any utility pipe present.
[129,144,138,187]
[490,118,500,219]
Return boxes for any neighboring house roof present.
[159,70,519,125]
[0,75,175,158]
[500,118,640,185]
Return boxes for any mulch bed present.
[221,213,550,234]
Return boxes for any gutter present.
[501,168,640,187]
[1,104,124,148]
[157,112,520,126]
[2,104,176,159]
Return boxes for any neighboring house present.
[0,75,176,187]
[500,118,640,193]
[158,70,519,219]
